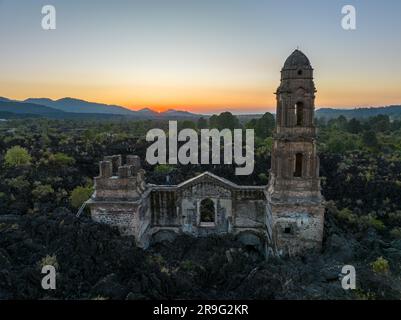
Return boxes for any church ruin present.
[88,50,325,256]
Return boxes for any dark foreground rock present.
[0,209,400,300]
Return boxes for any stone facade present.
[88,50,325,256]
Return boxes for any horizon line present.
[1,94,401,115]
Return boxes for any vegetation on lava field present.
[1,113,401,299]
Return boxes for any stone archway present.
[150,230,178,245]
[236,231,264,253]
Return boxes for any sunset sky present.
[1,0,401,113]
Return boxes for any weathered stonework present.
[88,50,325,256]
[267,49,325,255]
[88,155,152,248]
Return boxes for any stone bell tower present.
[267,50,325,255]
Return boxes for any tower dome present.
[283,49,312,70]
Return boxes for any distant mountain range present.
[1,96,400,121]
[316,105,401,120]
[0,96,202,120]
[23,97,133,115]
[0,100,65,115]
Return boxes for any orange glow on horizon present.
[1,77,400,114]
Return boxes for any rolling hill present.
[316,105,401,119]
[0,96,202,120]
[0,101,65,116]
[24,97,135,115]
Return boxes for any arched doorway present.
[236,231,264,256]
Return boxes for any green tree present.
[329,115,348,130]
[70,186,93,208]
[346,118,362,134]
[209,114,219,129]
[370,115,390,132]
[209,112,240,130]
[179,120,196,130]
[246,112,275,139]
[256,137,273,156]
[51,152,75,167]
[217,112,240,130]
[362,130,378,149]
[326,132,360,153]
[4,146,32,167]
[197,117,208,129]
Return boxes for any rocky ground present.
[1,206,401,300]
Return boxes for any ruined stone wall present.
[89,154,323,256]
[91,202,137,236]
[150,190,180,227]
[269,201,324,255]
[233,190,266,230]
[178,182,233,237]
[90,197,152,248]
[136,193,152,247]
[89,155,152,248]
[181,197,232,237]
[150,181,267,240]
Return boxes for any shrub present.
[154,164,174,174]
[32,184,54,200]
[354,288,375,300]
[180,260,198,272]
[4,146,31,167]
[336,208,385,231]
[51,153,75,167]
[360,214,385,231]
[371,257,390,274]
[146,254,165,267]
[6,176,30,190]
[91,296,108,300]
[388,211,401,225]
[337,208,358,226]
[258,173,268,184]
[390,227,401,239]
[39,254,59,270]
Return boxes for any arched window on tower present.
[295,102,304,126]
[200,198,215,225]
[294,153,303,177]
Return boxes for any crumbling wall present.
[91,203,137,236]
[89,155,323,256]
[150,190,180,226]
[89,155,152,248]
[179,184,233,237]
[270,202,325,255]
